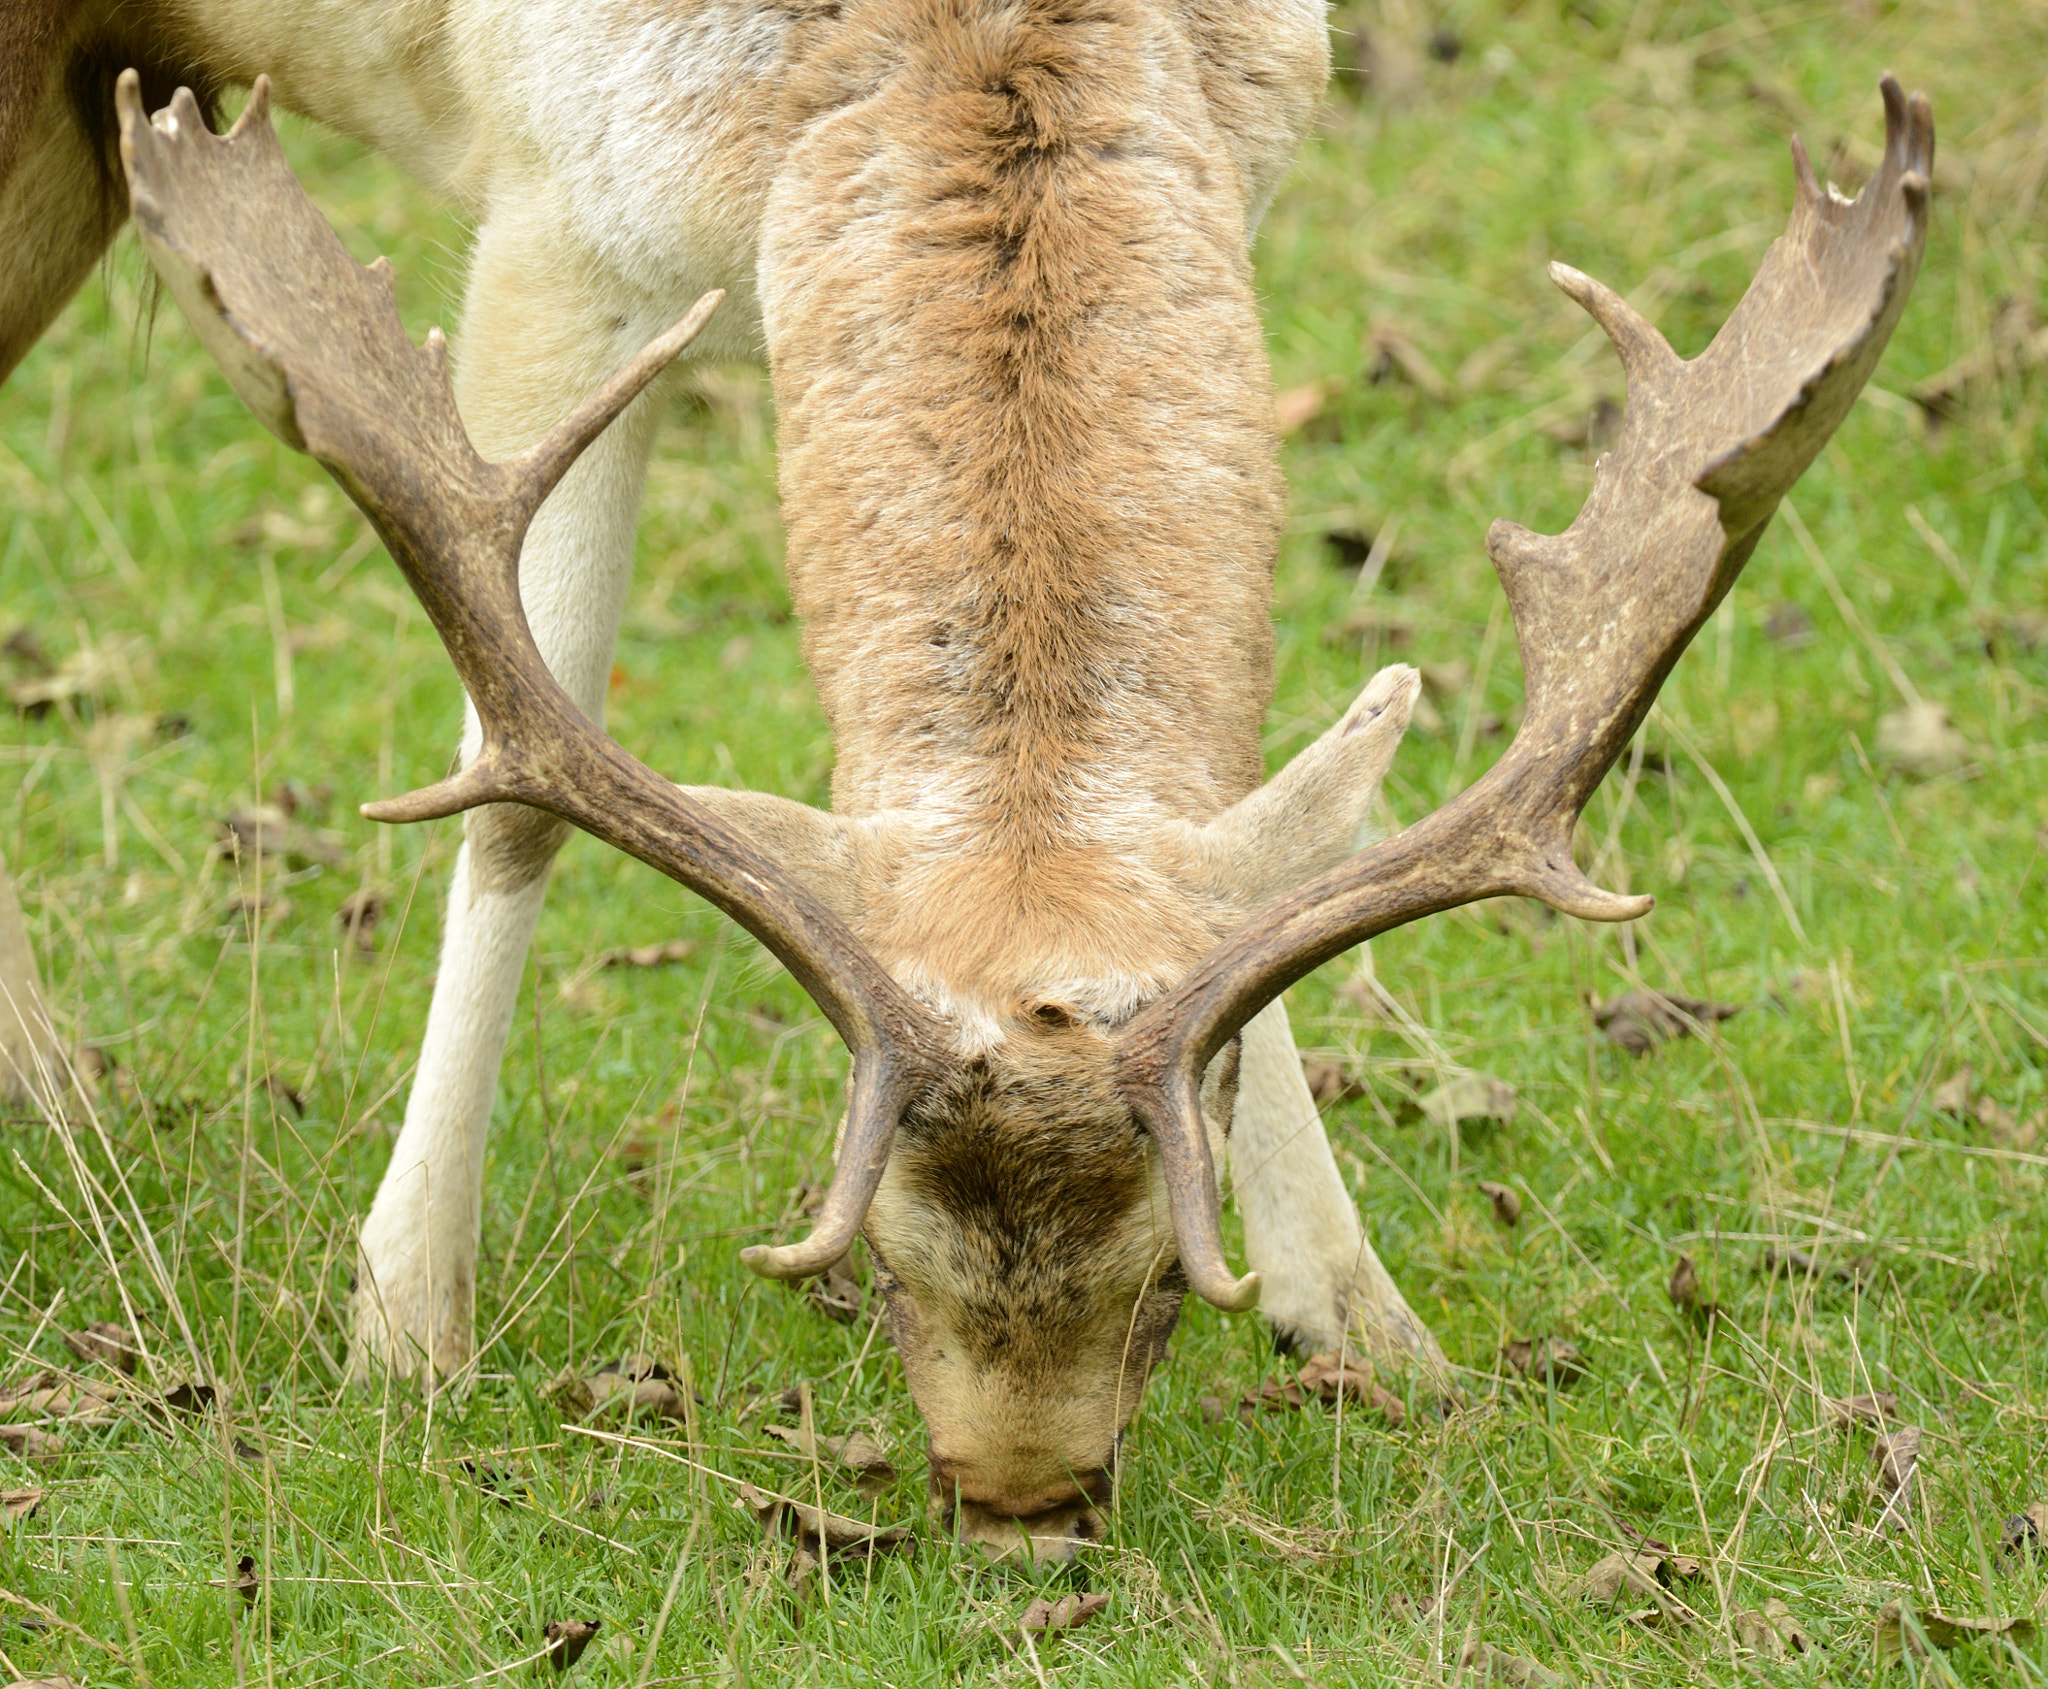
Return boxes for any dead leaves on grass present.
[1500,1338,1587,1389]
[735,1482,913,1592]
[1564,1546,1705,1628]
[1876,700,1971,779]
[1593,990,1740,1055]
[1733,1599,1813,1658]
[540,1618,600,1672]
[1235,1353,1405,1427]
[1454,1639,1566,1686]
[61,1321,139,1374]
[1876,1601,2038,1664]
[2001,1502,2048,1560]
[1932,1066,2044,1152]
[1476,1181,1521,1228]
[2,1488,43,1522]
[547,1355,693,1425]
[763,1423,897,1498]
[1416,1071,1517,1131]
[1018,1591,1110,1635]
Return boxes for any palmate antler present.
[121,68,1932,1320]
[117,72,947,1281]
[1120,77,1935,1310]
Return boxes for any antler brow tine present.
[1122,76,1935,1312]
[117,69,948,1280]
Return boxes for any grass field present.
[3,0,2046,1683]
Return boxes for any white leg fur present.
[352,208,682,1379]
[1230,998,1446,1379]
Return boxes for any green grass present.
[3,0,2046,1682]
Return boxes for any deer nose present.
[927,1455,1113,1519]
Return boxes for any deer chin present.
[939,1487,1107,1565]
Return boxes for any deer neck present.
[763,0,1286,878]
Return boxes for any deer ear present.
[674,788,897,926]
[1186,665,1419,910]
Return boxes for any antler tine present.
[1121,76,1933,1312]
[118,71,950,1277]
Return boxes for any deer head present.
[121,69,1930,1558]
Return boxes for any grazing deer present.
[9,1,1927,1559]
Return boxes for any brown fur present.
[0,0,223,382]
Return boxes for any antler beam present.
[1126,76,1934,1313]
[118,72,948,1280]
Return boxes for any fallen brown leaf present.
[1198,1393,1227,1425]
[542,1618,600,1672]
[1543,395,1623,452]
[0,1369,121,1427]
[61,1322,140,1374]
[1733,1597,1812,1658]
[11,1677,84,1689]
[235,1553,259,1606]
[1974,606,2048,657]
[1877,1600,2037,1663]
[1455,1638,1567,1686]
[806,1257,863,1324]
[219,806,348,869]
[765,1423,897,1496]
[1931,1066,1974,1115]
[1367,324,1450,402]
[1594,990,1740,1054]
[162,1379,216,1416]
[337,889,383,953]
[1876,700,1970,778]
[1477,1181,1521,1228]
[735,1481,914,1564]
[1872,1424,1922,1512]
[1826,1390,1899,1428]
[2,1488,42,1522]
[1237,1353,1405,1427]
[0,1425,62,1461]
[548,1355,689,1423]
[595,938,695,969]
[1565,1551,1663,1606]
[1416,1071,1517,1130]
[1019,1591,1110,1635]
[1762,601,1816,648]
[1666,1254,1721,1323]
[1501,1338,1587,1388]
[2001,1501,2048,1560]
[1303,1059,1367,1107]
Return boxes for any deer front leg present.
[1230,998,1447,1381]
[351,211,684,1380]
